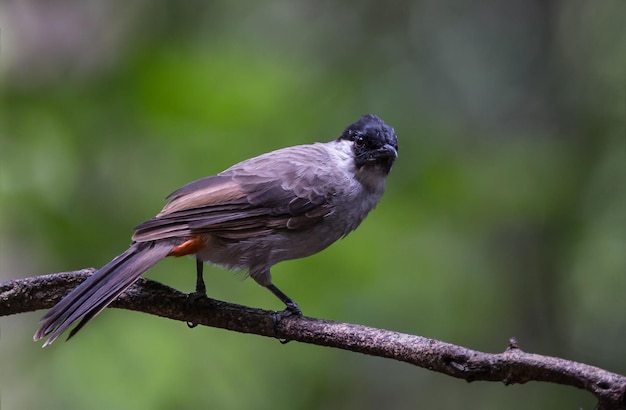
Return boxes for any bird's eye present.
[354,136,365,148]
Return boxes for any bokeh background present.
[1,1,624,409]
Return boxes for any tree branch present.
[2,270,625,409]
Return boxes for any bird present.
[34,113,398,346]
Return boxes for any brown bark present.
[2,270,625,410]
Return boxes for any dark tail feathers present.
[34,241,173,346]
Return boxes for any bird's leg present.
[267,283,301,344]
[195,258,206,295]
[187,258,207,329]
[266,284,302,316]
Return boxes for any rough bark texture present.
[2,270,625,410]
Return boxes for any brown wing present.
[132,145,335,243]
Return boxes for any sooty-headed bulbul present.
[34,114,398,346]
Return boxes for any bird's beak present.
[372,143,398,160]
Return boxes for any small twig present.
[1,270,625,409]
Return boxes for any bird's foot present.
[185,291,208,328]
[272,302,302,344]
[282,302,302,317]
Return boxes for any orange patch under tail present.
[168,236,207,257]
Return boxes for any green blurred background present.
[1,1,624,409]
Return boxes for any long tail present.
[34,241,173,346]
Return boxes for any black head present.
[338,114,398,174]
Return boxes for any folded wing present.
[132,145,335,243]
